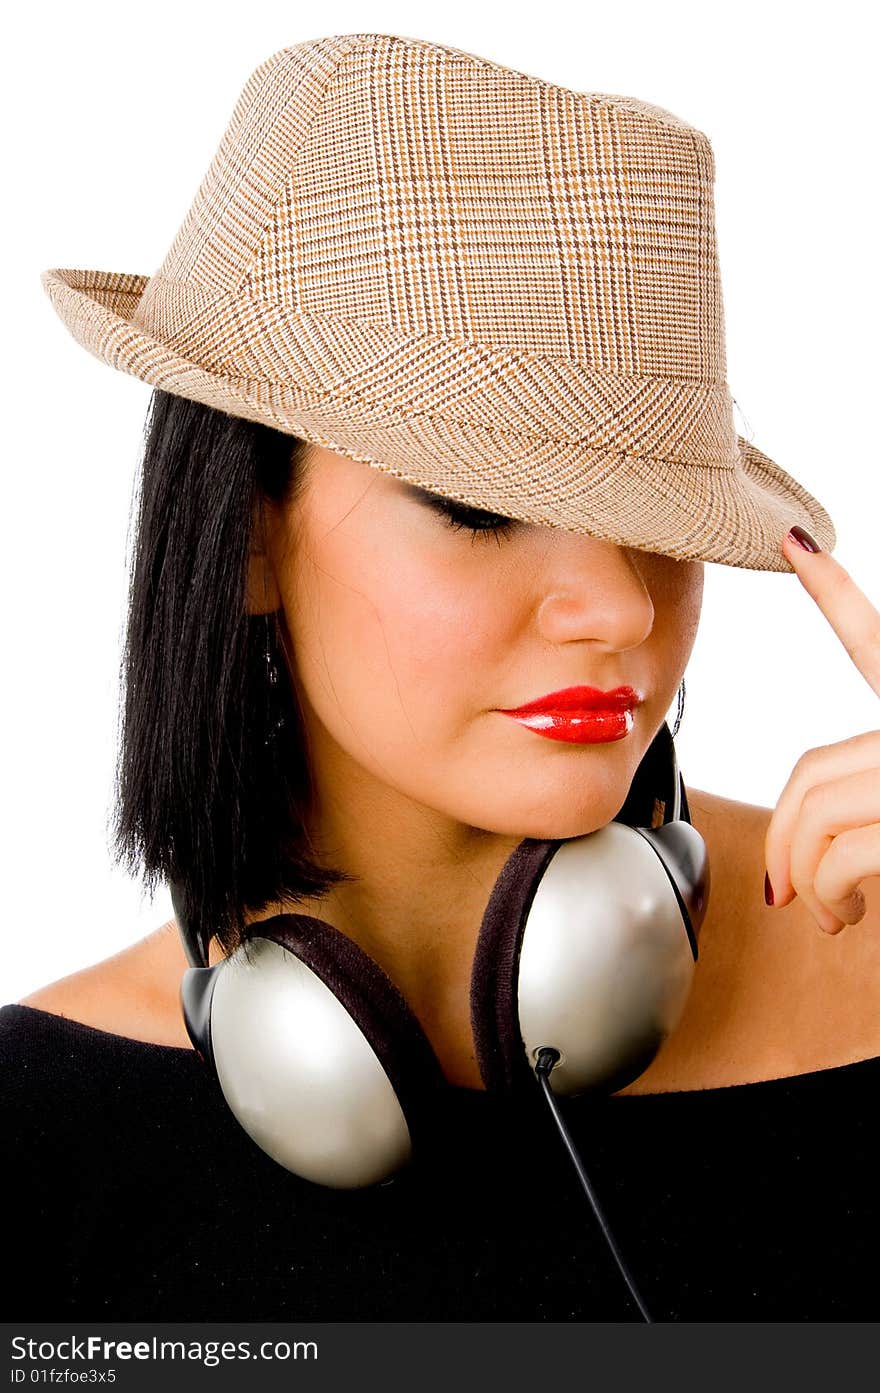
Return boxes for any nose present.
[534,535,655,652]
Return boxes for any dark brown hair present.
[111,389,354,959]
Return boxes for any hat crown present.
[140,32,726,385]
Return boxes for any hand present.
[764,526,880,935]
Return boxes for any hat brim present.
[42,266,835,572]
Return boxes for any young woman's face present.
[266,443,703,842]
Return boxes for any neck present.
[265,773,524,993]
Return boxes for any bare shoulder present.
[686,779,880,971]
[686,781,770,837]
[17,921,194,1050]
[684,782,773,916]
[619,782,880,1092]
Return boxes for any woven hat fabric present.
[41,31,835,571]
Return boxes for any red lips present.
[498,685,642,716]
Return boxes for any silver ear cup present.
[517,819,709,1096]
[202,935,413,1189]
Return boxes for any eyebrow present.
[398,481,509,516]
[397,480,443,504]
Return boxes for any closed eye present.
[415,489,520,544]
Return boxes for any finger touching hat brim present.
[41,266,836,572]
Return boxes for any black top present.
[2,1002,878,1322]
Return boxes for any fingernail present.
[787,525,822,553]
[764,871,774,906]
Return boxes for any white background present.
[2,0,877,1003]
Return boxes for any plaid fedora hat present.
[41,31,835,571]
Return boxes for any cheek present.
[285,523,510,747]
[674,564,704,657]
[649,559,702,649]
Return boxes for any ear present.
[246,500,283,616]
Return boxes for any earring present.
[670,677,686,740]
[263,612,287,748]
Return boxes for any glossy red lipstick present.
[497,685,642,744]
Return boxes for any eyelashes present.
[419,491,520,543]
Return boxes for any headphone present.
[170,717,710,1321]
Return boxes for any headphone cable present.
[534,1047,653,1324]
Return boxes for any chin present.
[523,815,615,843]
[473,795,625,846]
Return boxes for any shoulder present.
[685,781,770,843]
[684,783,774,920]
[685,779,880,983]
[16,921,195,1050]
[621,783,880,1091]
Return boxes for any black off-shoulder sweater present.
[1,1002,877,1322]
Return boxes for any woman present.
[4,32,879,1322]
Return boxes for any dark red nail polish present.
[764,871,774,906]
[788,525,821,553]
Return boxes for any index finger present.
[782,532,880,698]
